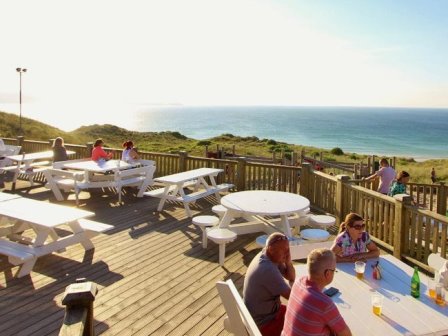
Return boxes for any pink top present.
[376,166,396,194]
[91,146,111,161]
[282,276,348,336]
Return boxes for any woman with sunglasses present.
[331,213,380,262]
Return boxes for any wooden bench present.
[0,238,37,278]
[78,219,114,238]
[143,180,198,198]
[216,279,261,336]
[178,183,234,203]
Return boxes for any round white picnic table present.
[219,190,310,237]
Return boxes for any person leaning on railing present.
[330,213,380,263]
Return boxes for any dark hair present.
[338,213,364,233]
[397,170,410,182]
[122,140,134,150]
[380,158,389,166]
[94,139,103,147]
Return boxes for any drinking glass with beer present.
[371,292,384,316]
[435,283,446,306]
[427,278,436,299]
[355,261,366,279]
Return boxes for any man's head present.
[265,232,290,264]
[380,158,389,167]
[307,248,336,287]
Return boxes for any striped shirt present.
[282,276,348,336]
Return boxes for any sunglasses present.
[350,224,366,230]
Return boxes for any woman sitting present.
[388,170,410,197]
[52,137,68,162]
[331,213,380,262]
[91,138,114,161]
[121,140,139,162]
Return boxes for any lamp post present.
[16,67,27,134]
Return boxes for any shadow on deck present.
[0,182,266,336]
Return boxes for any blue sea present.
[133,106,448,160]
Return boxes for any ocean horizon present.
[133,106,448,160]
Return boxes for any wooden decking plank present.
[0,182,265,335]
[97,235,255,335]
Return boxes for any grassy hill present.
[1,111,446,183]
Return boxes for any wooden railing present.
[3,137,448,269]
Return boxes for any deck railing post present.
[60,278,98,336]
[179,151,188,172]
[335,175,350,225]
[236,157,247,191]
[437,182,447,215]
[16,136,25,152]
[300,162,312,199]
[86,142,93,158]
[393,194,412,259]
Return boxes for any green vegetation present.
[1,111,446,184]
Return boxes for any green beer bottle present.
[411,266,420,298]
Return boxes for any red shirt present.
[282,276,348,336]
[91,146,111,161]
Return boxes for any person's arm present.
[331,239,354,263]
[345,241,380,262]
[282,249,295,285]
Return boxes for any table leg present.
[157,185,176,211]
[69,221,94,250]
[218,210,237,229]
[281,215,293,238]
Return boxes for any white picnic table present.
[295,254,448,335]
[62,159,137,182]
[5,150,75,188]
[219,190,310,237]
[0,197,103,277]
[145,168,233,217]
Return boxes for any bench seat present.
[143,180,199,198]
[78,219,114,233]
[176,183,234,203]
[0,238,36,262]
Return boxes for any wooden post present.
[393,194,412,259]
[16,136,24,153]
[300,149,305,164]
[60,278,98,336]
[179,151,188,172]
[319,151,323,162]
[232,145,235,156]
[300,162,312,199]
[291,152,298,166]
[205,145,208,157]
[86,142,94,158]
[236,157,247,191]
[437,182,447,216]
[335,175,350,225]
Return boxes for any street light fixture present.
[16,67,27,134]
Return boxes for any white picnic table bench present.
[45,159,155,204]
[2,150,75,189]
[144,168,233,217]
[0,195,113,277]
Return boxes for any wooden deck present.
[0,181,271,336]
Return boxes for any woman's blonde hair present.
[338,212,364,233]
[52,137,64,148]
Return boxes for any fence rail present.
[3,137,448,270]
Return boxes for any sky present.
[1,0,448,131]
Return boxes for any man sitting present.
[282,248,352,336]
[243,232,295,336]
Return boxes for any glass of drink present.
[435,283,446,306]
[355,261,366,279]
[371,292,384,316]
[427,278,436,299]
